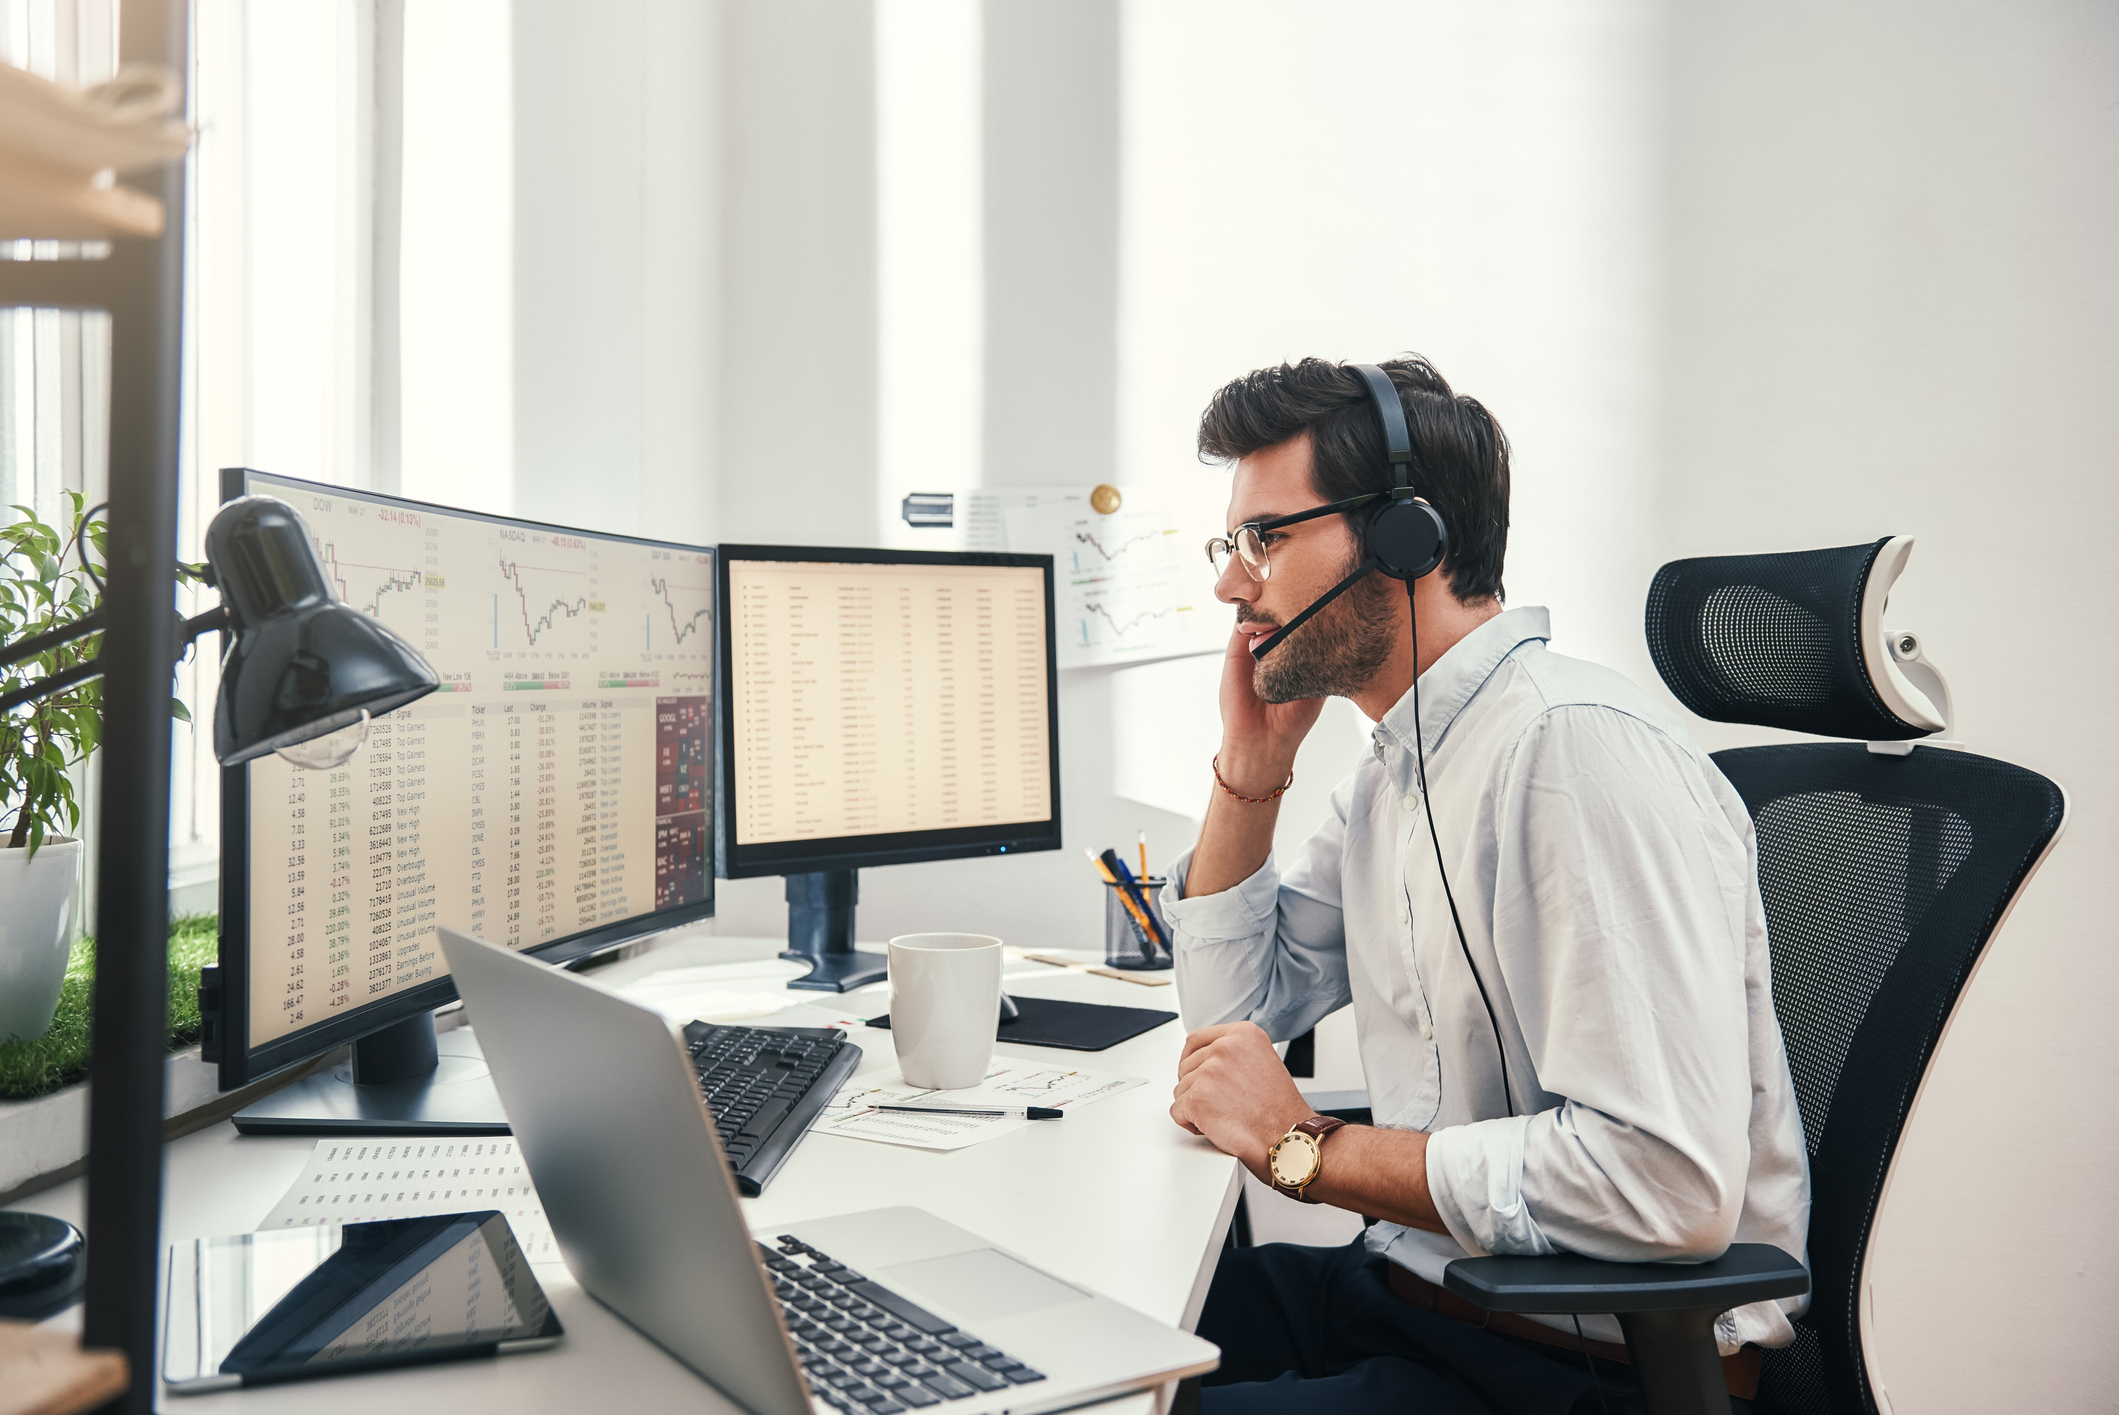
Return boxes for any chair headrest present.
[1645,537,1946,741]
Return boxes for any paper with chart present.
[813,1062,1147,1151]
[960,487,1088,552]
[259,1137,559,1262]
[1006,491,1227,668]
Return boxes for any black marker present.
[876,1104,1063,1121]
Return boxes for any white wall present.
[715,0,877,550]
[502,0,718,545]
[1118,0,1666,675]
[1647,6,2119,1410]
[399,0,513,517]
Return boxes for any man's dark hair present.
[1196,355,1510,604]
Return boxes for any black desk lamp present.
[204,495,438,766]
[0,495,437,1318]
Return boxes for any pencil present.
[1138,829,1149,879]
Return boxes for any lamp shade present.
[206,496,438,766]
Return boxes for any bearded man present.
[1159,357,1811,1414]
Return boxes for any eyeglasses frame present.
[1204,492,1384,582]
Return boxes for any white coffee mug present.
[886,933,1003,1090]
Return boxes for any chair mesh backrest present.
[1646,541,1928,741]
[1708,745,2062,1415]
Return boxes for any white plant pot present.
[0,836,83,1044]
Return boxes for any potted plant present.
[0,494,189,1044]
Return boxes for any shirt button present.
[1402,794,1419,812]
[1418,1017,1433,1040]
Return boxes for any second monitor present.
[715,546,1061,989]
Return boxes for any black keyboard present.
[683,1022,862,1196]
[761,1237,1047,1412]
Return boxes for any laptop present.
[437,927,1219,1415]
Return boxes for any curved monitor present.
[209,469,715,1089]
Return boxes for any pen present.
[1087,849,1161,962]
[877,1104,1064,1120]
[1100,848,1170,955]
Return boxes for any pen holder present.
[1103,877,1171,971]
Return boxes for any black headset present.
[1254,361,1516,1116]
[1347,363,1450,583]
[1243,364,1452,660]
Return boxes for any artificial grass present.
[0,913,218,1101]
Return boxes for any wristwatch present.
[1267,1116,1347,1204]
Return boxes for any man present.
[1159,357,1810,1414]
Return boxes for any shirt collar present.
[1372,605,1552,765]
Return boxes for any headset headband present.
[1350,363,1414,495]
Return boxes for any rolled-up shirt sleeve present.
[1424,707,1758,1265]
[1159,774,1356,1042]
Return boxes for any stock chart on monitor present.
[236,471,713,1050]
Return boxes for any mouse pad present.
[864,995,1176,1052]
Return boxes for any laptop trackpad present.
[881,1249,1092,1320]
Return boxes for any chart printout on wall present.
[1005,489,1227,669]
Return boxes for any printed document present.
[813,1062,1146,1152]
[258,1137,558,1262]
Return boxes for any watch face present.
[1270,1131,1319,1187]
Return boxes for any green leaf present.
[169,697,192,723]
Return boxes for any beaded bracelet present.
[1212,754,1294,804]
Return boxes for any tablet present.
[163,1212,562,1394]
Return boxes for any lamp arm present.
[0,603,228,716]
[0,658,103,714]
[0,607,106,671]
[181,603,227,646]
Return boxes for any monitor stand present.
[233,1012,512,1135]
[780,869,887,992]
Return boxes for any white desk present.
[10,937,1242,1413]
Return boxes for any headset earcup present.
[1367,498,1448,581]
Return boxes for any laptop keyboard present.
[763,1237,1047,1412]
[685,1023,859,1195]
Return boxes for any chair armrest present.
[1443,1243,1808,1315]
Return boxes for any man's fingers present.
[1177,1039,1230,1081]
[1178,1021,1257,1064]
[1179,1022,1246,1057]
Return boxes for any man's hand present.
[1183,627,1324,899]
[1216,621,1323,795]
[1169,1022,1315,1183]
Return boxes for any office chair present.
[1240,539,2063,1413]
[1434,537,2068,1415]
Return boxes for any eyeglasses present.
[1204,494,1381,583]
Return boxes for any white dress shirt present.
[1160,606,1812,1354]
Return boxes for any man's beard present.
[1247,560,1399,703]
